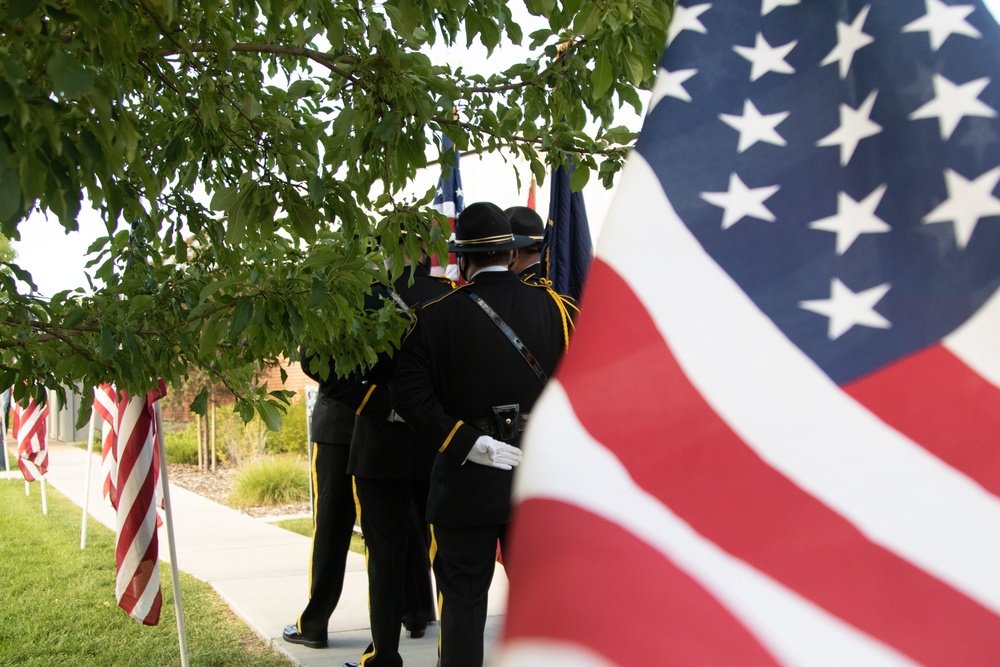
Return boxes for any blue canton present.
[640,0,1000,384]
[433,134,465,216]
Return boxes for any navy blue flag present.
[499,2,1000,666]
[542,162,593,301]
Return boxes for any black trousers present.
[296,442,357,640]
[355,476,435,667]
[430,522,507,667]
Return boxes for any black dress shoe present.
[403,614,430,638]
[282,623,327,649]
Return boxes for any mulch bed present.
[166,463,311,519]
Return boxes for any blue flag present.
[542,162,593,301]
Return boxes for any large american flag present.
[115,383,166,625]
[430,134,465,282]
[12,396,48,482]
[499,1,1000,665]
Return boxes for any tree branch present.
[159,43,360,83]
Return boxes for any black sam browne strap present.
[464,292,548,385]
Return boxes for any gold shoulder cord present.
[540,278,579,350]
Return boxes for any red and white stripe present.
[12,397,49,482]
[499,155,1000,666]
[429,205,460,282]
[94,384,119,508]
[114,384,165,625]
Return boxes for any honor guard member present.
[392,202,576,667]
[504,205,545,283]
[330,237,453,667]
[283,351,358,649]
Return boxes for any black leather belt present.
[469,413,530,438]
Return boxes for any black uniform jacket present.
[300,348,355,444]
[391,269,575,526]
[518,262,543,284]
[328,264,454,480]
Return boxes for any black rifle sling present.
[465,292,548,385]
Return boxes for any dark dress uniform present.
[517,262,543,283]
[506,206,546,285]
[329,263,453,667]
[284,353,358,648]
[392,265,574,667]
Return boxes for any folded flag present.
[94,383,119,508]
[114,381,167,625]
[12,396,48,482]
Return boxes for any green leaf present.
[48,52,95,98]
[225,184,256,245]
[129,294,155,315]
[287,80,314,100]
[61,307,88,330]
[7,0,41,20]
[569,164,590,191]
[210,187,239,211]
[257,400,283,432]
[308,278,327,308]
[199,315,223,355]
[302,248,340,269]
[199,278,237,301]
[0,82,15,117]
[625,51,647,86]
[0,170,22,222]
[190,387,209,415]
[230,296,254,337]
[591,53,612,100]
[99,326,116,358]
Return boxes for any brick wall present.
[260,356,317,397]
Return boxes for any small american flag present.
[430,134,465,282]
[114,382,166,625]
[94,383,119,508]
[500,1,1000,665]
[12,396,48,482]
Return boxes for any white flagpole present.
[154,402,189,667]
[81,399,98,548]
[40,477,47,515]
[1,403,9,479]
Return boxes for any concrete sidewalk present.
[9,441,508,667]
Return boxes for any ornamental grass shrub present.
[163,420,199,464]
[227,455,309,507]
[265,395,308,456]
[162,395,308,468]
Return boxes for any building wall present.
[260,356,317,399]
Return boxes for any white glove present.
[465,436,523,470]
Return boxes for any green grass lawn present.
[0,480,295,667]
[272,517,365,555]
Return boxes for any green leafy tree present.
[0,0,672,425]
[0,233,13,272]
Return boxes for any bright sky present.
[12,1,1000,297]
